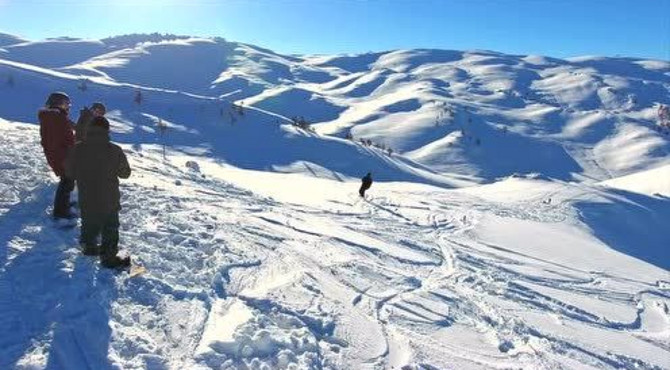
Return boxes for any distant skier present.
[75,102,106,142]
[359,172,373,197]
[38,92,76,219]
[65,116,132,268]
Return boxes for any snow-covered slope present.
[1,118,668,369]
[0,34,669,369]
[309,50,670,181]
[1,38,109,69]
[0,33,27,48]
[2,35,668,182]
[0,52,459,187]
[599,164,670,197]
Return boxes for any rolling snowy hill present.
[0,33,668,369]
[1,35,669,182]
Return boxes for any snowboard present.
[128,264,147,277]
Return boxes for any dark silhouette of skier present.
[65,117,132,268]
[359,172,372,198]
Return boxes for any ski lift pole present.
[158,119,167,160]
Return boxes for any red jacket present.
[38,108,75,177]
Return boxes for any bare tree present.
[659,104,670,130]
[134,90,143,105]
[157,119,168,159]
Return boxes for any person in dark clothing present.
[38,92,76,219]
[359,172,373,197]
[75,102,106,142]
[65,116,132,268]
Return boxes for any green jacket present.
[65,125,131,216]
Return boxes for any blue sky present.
[0,0,668,59]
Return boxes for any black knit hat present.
[45,92,70,108]
[91,102,106,113]
[91,116,110,130]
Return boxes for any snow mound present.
[599,164,670,197]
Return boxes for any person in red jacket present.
[38,92,76,219]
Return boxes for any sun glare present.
[106,0,193,7]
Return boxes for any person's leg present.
[359,185,365,197]
[53,177,75,218]
[100,212,119,260]
[100,212,129,268]
[80,212,101,255]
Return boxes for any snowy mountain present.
[0,34,668,369]
[1,35,669,182]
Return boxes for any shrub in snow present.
[175,179,182,186]
[78,79,88,92]
[134,90,143,105]
[185,160,200,173]
[156,119,168,159]
[157,119,168,135]
[291,116,313,131]
[658,104,670,130]
[231,103,245,117]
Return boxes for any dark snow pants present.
[53,177,74,218]
[359,184,370,197]
[80,211,119,259]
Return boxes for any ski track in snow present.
[1,121,668,369]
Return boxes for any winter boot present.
[101,255,131,269]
